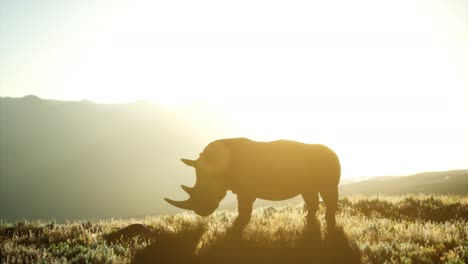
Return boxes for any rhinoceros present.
[165,138,341,232]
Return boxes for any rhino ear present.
[181,158,197,167]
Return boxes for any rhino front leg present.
[231,195,256,234]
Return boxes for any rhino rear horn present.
[181,158,197,167]
[164,198,194,210]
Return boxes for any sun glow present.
[1,0,467,178]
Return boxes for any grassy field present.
[1,194,467,263]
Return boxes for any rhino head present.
[165,141,231,216]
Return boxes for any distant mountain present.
[1,96,466,221]
[0,96,224,221]
[339,170,468,196]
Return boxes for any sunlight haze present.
[1,0,467,178]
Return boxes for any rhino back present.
[222,138,340,199]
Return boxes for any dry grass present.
[1,194,467,263]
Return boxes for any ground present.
[1,194,467,263]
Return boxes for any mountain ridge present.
[1,96,466,221]
[339,169,468,196]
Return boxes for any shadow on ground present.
[110,223,361,264]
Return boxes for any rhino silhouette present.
[165,138,341,233]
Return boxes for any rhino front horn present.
[164,198,194,210]
[181,185,195,195]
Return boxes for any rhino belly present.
[235,171,317,200]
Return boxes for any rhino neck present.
[214,138,249,194]
[216,170,239,194]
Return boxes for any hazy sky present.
[1,0,467,177]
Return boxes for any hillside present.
[340,170,468,196]
[1,96,467,222]
[0,96,221,221]
[1,195,467,263]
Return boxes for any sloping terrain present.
[1,96,466,222]
[340,170,468,196]
[0,96,216,221]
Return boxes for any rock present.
[104,223,153,243]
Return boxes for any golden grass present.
[1,195,467,263]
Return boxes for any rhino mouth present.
[194,204,218,217]
[165,156,227,216]
[165,183,225,217]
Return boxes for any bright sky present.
[1,0,467,178]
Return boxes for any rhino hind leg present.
[320,185,338,229]
[302,191,319,227]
